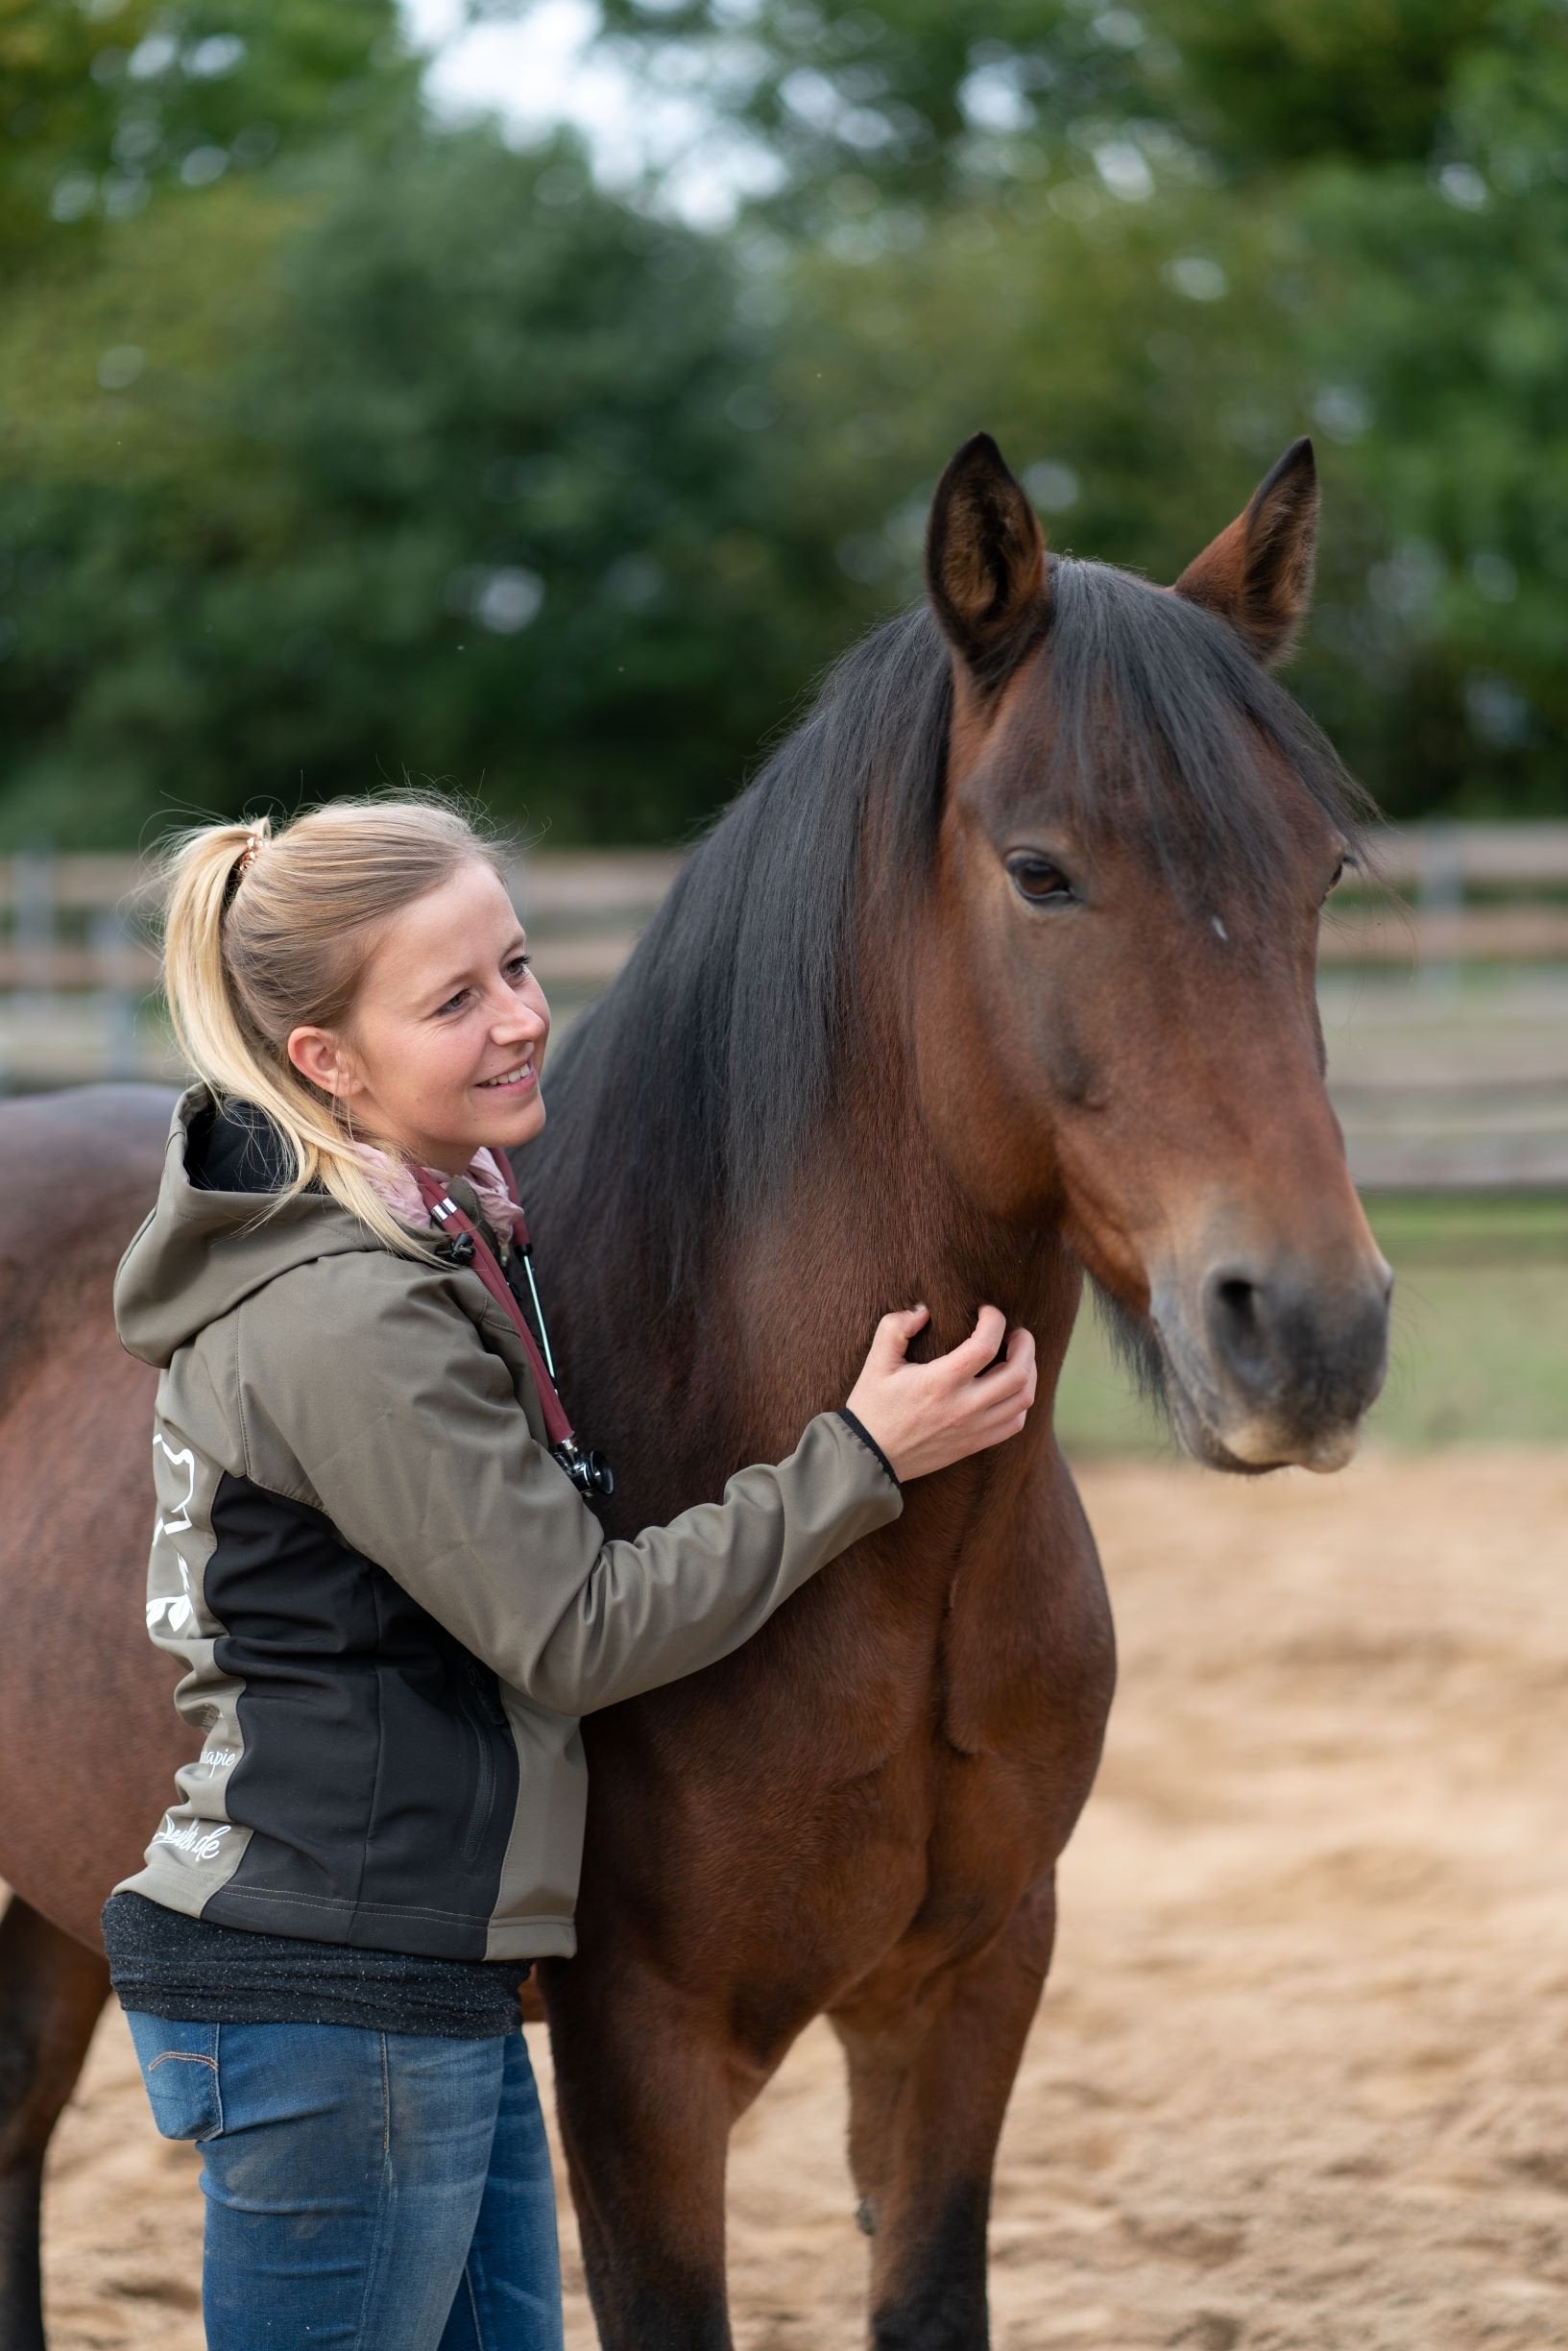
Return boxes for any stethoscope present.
[409,1162,615,1501]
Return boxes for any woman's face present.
[287,859,550,1172]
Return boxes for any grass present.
[1054,1193,1568,1456]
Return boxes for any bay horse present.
[0,430,1389,2349]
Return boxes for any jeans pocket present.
[125,2011,224,2143]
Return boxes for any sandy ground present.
[39,1447,1568,2350]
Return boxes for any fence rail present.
[1365,821,1568,887]
[3,831,1567,1189]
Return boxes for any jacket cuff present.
[834,1406,901,1491]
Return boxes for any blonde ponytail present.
[143,790,518,1263]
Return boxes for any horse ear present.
[1172,437,1319,667]
[926,432,1049,687]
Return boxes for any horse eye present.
[1008,856,1073,905]
[1323,854,1348,902]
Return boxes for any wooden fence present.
[1325,822,1568,967]
[3,829,1567,1188]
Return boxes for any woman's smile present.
[476,1059,538,1094]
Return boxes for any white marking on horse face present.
[1212,916,1229,943]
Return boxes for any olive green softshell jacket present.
[111,1082,904,1963]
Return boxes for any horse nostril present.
[1205,1268,1273,1383]
[1199,1257,1391,1420]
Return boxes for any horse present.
[0,430,1390,2349]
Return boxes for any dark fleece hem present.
[102,1891,527,2041]
[834,1405,901,1490]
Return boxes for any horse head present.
[917,430,1390,1474]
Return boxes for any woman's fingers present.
[944,1302,1007,1373]
[846,1304,1039,1481]
[906,1304,1036,1445]
[972,1325,1034,1396]
[869,1297,930,1372]
[919,1307,1036,1387]
[1005,1337,1039,1408]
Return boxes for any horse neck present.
[725,1002,1082,1444]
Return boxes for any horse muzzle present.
[1148,1246,1393,1474]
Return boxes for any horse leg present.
[541,1956,736,2351]
[830,1880,1056,2351]
[0,1896,110,2351]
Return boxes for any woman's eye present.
[436,954,531,1017]
[1008,856,1073,905]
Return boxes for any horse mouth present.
[1156,1351,1364,1476]
[1087,1247,1387,1476]
[1091,1278,1372,1476]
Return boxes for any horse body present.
[0,431,1390,2349]
[546,1366,1112,2342]
[512,434,1387,2348]
[0,1086,179,2351]
[525,834,1120,2345]
[0,1085,183,1944]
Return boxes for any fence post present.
[89,905,140,1080]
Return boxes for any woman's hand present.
[844,1304,1037,1482]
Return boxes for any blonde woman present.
[106,794,1037,2351]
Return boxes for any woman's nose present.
[492,994,547,1036]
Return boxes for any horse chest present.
[935,1546,1113,1766]
[591,1488,1115,2004]
[808,1540,1116,1945]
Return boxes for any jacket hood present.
[114,1082,427,1369]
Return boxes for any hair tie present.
[233,818,271,883]
[221,818,271,916]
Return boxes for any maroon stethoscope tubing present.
[408,1159,573,1451]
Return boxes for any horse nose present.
[1202,1254,1392,1421]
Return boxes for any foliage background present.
[1,0,1565,848]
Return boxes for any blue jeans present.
[124,2011,564,2351]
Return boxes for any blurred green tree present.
[0,119,854,845]
[1,0,1565,842]
[0,0,411,268]
[588,0,1566,816]
[591,0,1519,206]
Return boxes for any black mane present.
[529,564,1371,1312]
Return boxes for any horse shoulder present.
[935,1454,1116,1774]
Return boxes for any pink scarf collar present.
[347,1137,522,1242]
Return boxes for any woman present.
[105,792,1037,2351]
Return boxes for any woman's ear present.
[286,1025,356,1100]
[1172,437,1318,667]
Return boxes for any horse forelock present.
[999,558,1375,908]
[536,564,1372,1311]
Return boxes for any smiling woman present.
[280,854,551,1176]
[148,791,539,1267]
[56,786,1035,2351]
